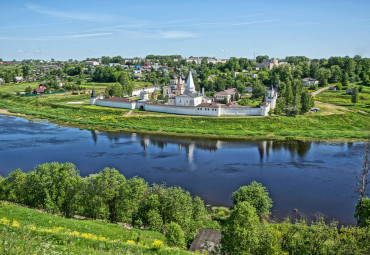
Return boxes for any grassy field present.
[314,84,370,113]
[0,92,369,141]
[0,202,191,254]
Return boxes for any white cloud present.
[26,3,115,22]
[159,31,197,39]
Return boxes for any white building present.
[213,88,237,103]
[85,61,100,66]
[13,76,23,83]
[302,78,319,87]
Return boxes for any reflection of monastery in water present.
[91,131,312,163]
[257,141,312,161]
[90,72,277,116]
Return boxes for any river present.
[0,115,364,225]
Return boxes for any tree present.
[231,181,273,216]
[221,201,259,254]
[105,83,122,97]
[235,93,240,101]
[301,91,313,113]
[256,55,269,63]
[352,87,359,104]
[342,72,349,86]
[165,222,186,248]
[146,209,163,232]
[274,97,286,115]
[355,143,370,227]
[95,167,126,223]
[223,97,228,104]
[285,80,294,107]
[355,197,370,227]
[336,83,343,90]
[22,65,30,77]
[252,80,265,99]
[118,72,134,96]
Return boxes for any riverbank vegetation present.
[1,162,370,254]
[0,93,369,141]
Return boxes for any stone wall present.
[144,104,220,116]
[95,100,136,109]
[220,105,270,116]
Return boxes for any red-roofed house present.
[213,88,237,103]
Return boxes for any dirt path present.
[0,109,25,116]
[311,86,330,96]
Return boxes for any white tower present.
[185,71,196,93]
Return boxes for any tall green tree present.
[231,181,273,216]
[95,167,126,223]
[352,87,359,104]
[221,201,260,254]
[118,72,134,96]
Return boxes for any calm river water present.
[0,115,364,225]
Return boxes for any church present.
[167,71,212,106]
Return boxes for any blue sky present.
[1,0,370,60]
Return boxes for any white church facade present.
[90,72,277,117]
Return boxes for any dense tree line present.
[1,163,370,252]
[0,162,207,245]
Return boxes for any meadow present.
[0,202,191,255]
[314,84,370,113]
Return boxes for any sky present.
[1,0,370,60]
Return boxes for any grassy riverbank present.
[0,202,190,255]
[0,93,369,141]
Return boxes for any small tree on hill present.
[352,87,359,104]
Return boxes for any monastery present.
[90,72,277,116]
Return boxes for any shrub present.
[165,222,186,248]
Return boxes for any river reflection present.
[0,115,363,226]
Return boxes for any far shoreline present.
[1,111,368,143]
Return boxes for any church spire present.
[185,71,195,93]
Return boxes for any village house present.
[13,76,24,83]
[213,88,237,103]
[302,78,319,87]
[33,84,45,94]
[85,61,99,66]
[0,78,4,84]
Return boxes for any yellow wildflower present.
[99,236,107,241]
[0,217,10,225]
[151,239,164,250]
[126,240,135,245]
[12,220,20,228]
[68,231,80,237]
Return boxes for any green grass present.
[314,84,370,113]
[0,82,40,93]
[0,202,191,255]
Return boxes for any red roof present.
[197,103,220,108]
[214,88,237,96]
[34,88,44,93]
[100,97,135,103]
